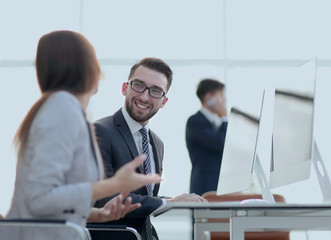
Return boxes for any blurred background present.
[1,1,331,239]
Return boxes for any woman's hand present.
[113,154,162,192]
[88,192,141,222]
[92,155,162,201]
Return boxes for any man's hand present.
[166,193,208,203]
[206,94,227,118]
[216,102,227,118]
[211,97,227,118]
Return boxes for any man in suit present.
[93,58,206,240]
[186,79,228,196]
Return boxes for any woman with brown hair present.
[3,30,161,239]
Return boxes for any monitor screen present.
[269,90,314,188]
[217,99,263,195]
[268,58,317,189]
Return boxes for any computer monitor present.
[269,59,317,189]
[269,58,331,202]
[269,89,314,188]
[217,59,331,202]
[217,92,265,195]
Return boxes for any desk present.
[152,202,331,240]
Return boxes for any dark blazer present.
[93,109,163,239]
[186,111,228,196]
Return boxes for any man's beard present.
[125,98,159,123]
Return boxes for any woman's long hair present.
[13,30,100,155]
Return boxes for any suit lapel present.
[149,131,162,195]
[149,132,162,174]
[89,123,105,180]
[114,110,144,174]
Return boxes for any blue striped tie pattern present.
[139,128,154,240]
[139,127,153,196]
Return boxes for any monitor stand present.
[254,154,276,203]
[312,140,331,203]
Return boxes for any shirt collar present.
[121,107,150,135]
[200,106,222,127]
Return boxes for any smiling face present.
[122,65,168,126]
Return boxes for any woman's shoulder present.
[38,91,85,126]
[47,91,81,111]
[48,91,80,107]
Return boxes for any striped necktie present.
[139,127,154,240]
[139,127,153,196]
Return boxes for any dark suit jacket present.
[186,111,228,196]
[93,109,163,238]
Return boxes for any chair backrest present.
[86,223,142,240]
[0,219,88,240]
[202,191,286,203]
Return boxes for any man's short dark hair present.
[196,78,225,102]
[128,57,173,91]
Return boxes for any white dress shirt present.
[121,107,156,190]
[200,106,227,128]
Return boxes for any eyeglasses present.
[128,80,166,99]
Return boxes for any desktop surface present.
[152,201,331,217]
[152,200,331,240]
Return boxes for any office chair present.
[86,223,142,240]
[201,192,290,240]
[0,218,89,240]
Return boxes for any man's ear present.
[161,97,168,108]
[122,82,128,96]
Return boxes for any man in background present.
[93,58,206,240]
[186,78,228,196]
